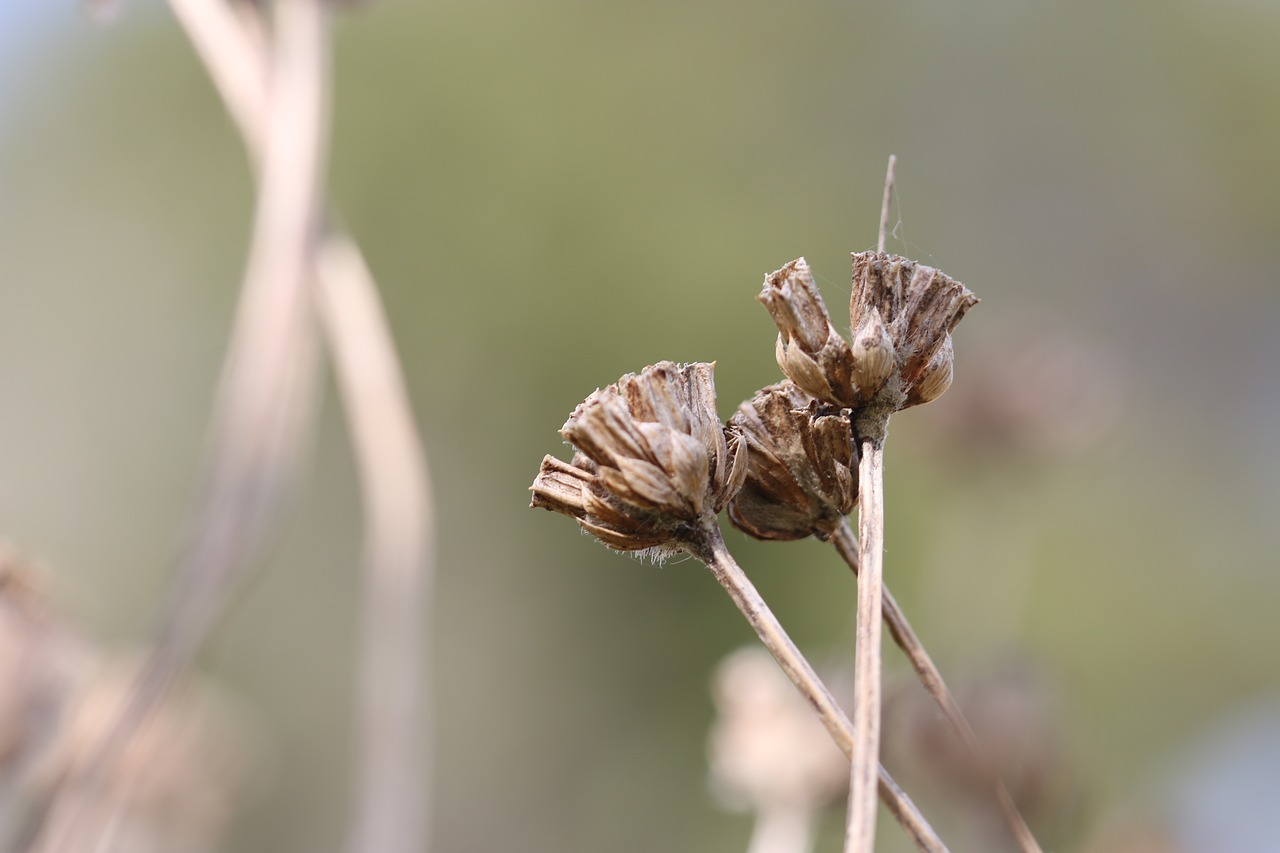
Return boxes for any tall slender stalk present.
[690,527,948,853]
[845,435,886,853]
[832,521,1044,853]
[843,155,901,852]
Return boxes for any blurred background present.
[1,0,1278,851]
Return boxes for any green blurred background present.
[1,1,1278,851]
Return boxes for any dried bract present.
[727,382,857,541]
[530,362,747,557]
[849,309,895,402]
[904,334,954,408]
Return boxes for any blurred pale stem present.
[91,1,435,851]
[845,438,885,853]
[692,528,947,853]
[748,807,814,853]
[317,233,433,853]
[40,2,331,850]
[832,521,1044,853]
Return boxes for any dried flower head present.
[726,381,857,542]
[759,254,977,414]
[758,259,860,408]
[849,251,978,409]
[530,362,748,557]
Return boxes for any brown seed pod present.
[726,381,857,542]
[530,362,748,558]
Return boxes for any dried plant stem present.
[831,521,1044,853]
[103,2,435,852]
[845,436,885,853]
[877,155,896,254]
[692,528,947,853]
[317,234,432,853]
[36,2,331,850]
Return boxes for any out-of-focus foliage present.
[1,1,1278,851]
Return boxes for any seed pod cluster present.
[532,254,976,549]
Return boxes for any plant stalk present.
[832,520,1044,853]
[845,437,885,853]
[692,527,947,853]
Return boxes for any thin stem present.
[159,3,438,851]
[877,155,896,254]
[832,520,1044,853]
[692,527,947,853]
[846,438,885,853]
[317,233,433,853]
[35,3,330,850]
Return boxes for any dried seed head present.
[850,252,977,406]
[758,253,976,417]
[904,333,954,408]
[726,381,856,542]
[530,362,748,558]
[849,309,895,401]
[758,259,859,408]
[33,660,254,853]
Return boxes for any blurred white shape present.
[707,647,847,853]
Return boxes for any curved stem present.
[832,520,1044,853]
[691,527,947,853]
[846,438,885,853]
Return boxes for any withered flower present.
[530,361,748,557]
[758,259,860,408]
[726,381,856,542]
[849,252,977,409]
[759,254,977,413]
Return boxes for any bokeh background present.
[2,1,1279,851]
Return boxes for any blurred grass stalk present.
[41,0,436,851]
